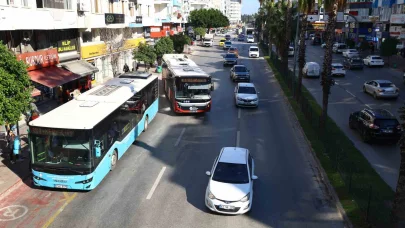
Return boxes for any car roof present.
[374,80,392,84]
[363,109,396,119]
[219,147,248,164]
[306,62,319,65]
[332,63,343,66]
[249,46,258,49]
[238,82,255,87]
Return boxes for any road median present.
[260,43,395,228]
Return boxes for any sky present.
[241,0,260,14]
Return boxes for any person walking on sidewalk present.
[8,131,17,164]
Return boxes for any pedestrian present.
[123,63,130,73]
[8,131,16,164]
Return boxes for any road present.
[0,37,344,228]
[287,42,401,190]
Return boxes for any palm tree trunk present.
[282,0,292,75]
[392,145,405,227]
[297,14,307,101]
[319,5,337,131]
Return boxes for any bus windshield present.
[30,127,92,172]
[175,77,212,99]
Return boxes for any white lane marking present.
[238,108,241,119]
[146,167,167,200]
[346,90,356,97]
[174,128,186,147]
[365,104,372,109]
[236,131,240,147]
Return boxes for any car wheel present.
[373,92,378,99]
[110,150,118,171]
[361,130,371,143]
[363,86,367,93]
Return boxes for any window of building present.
[21,0,29,7]
[82,31,93,43]
[37,0,71,9]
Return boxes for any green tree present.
[319,0,347,131]
[193,27,206,37]
[380,37,398,66]
[0,41,32,128]
[171,34,191,54]
[154,37,174,65]
[133,43,157,71]
[188,9,229,29]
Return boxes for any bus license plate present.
[55,184,67,189]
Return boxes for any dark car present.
[349,109,402,143]
[238,34,245,41]
[223,53,238,66]
[343,57,363,70]
[230,65,250,82]
[225,35,231,40]
[311,37,321,45]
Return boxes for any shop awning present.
[28,66,82,88]
[60,60,99,77]
[31,88,41,97]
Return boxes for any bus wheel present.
[110,150,118,171]
[143,116,149,132]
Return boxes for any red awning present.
[31,88,41,97]
[28,66,82,88]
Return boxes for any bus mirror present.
[94,140,101,158]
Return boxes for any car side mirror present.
[94,140,101,158]
[206,171,211,176]
[252,175,258,180]
[257,91,260,94]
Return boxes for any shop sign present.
[17,49,59,71]
[81,43,107,59]
[390,26,402,37]
[150,27,162,38]
[135,16,142,24]
[105,13,125,24]
[390,14,405,24]
[57,39,77,53]
[311,22,325,31]
[123,37,146,50]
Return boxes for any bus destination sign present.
[181,78,210,83]
[30,127,75,137]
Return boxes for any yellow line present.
[42,193,77,228]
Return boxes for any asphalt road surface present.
[286,41,402,190]
[1,36,344,228]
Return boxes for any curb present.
[265,60,353,228]
[0,174,31,201]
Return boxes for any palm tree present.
[392,106,405,226]
[319,0,346,131]
[282,0,293,75]
[296,0,316,101]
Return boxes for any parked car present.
[225,35,231,40]
[363,55,385,67]
[230,65,250,82]
[363,80,399,99]
[228,47,239,57]
[238,34,245,41]
[223,53,238,66]
[342,49,359,58]
[205,147,258,214]
[248,46,259,58]
[303,62,321,78]
[224,41,232,50]
[343,57,364,70]
[234,83,259,107]
[288,46,294,57]
[349,109,401,143]
[219,39,226,47]
[331,63,346,77]
[332,43,347,53]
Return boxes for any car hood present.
[237,93,257,100]
[209,180,250,201]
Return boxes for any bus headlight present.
[75,177,93,184]
[33,175,46,181]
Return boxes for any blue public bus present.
[28,72,159,190]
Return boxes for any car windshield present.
[372,57,382,60]
[229,48,237,51]
[225,54,237,58]
[349,50,357,52]
[220,39,226,42]
[235,66,248,72]
[30,128,91,171]
[375,119,399,128]
[379,83,394,87]
[212,162,249,184]
[225,42,232,45]
[333,65,343,69]
[238,86,256,94]
[250,48,259,52]
[352,59,362,63]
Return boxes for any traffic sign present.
[307,15,319,22]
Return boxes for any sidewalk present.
[0,99,59,197]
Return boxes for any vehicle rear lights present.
[397,125,402,130]
[369,124,379,129]
[75,177,93,184]
[332,68,336,70]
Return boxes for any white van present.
[332,43,347,53]
[303,62,320,78]
[249,46,259,58]
[288,47,294,56]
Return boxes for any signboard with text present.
[17,49,59,71]
[105,13,125,24]
[57,39,77,53]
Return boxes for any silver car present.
[363,80,399,99]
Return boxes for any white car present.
[288,46,294,56]
[331,63,346,77]
[342,49,359,58]
[246,36,254,43]
[248,46,259,58]
[205,147,258,215]
[363,80,399,99]
[363,55,385,67]
[234,83,259,107]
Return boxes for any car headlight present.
[240,193,250,202]
[237,97,243,101]
[208,190,216,199]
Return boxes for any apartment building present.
[0,0,184,101]
[224,0,241,24]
